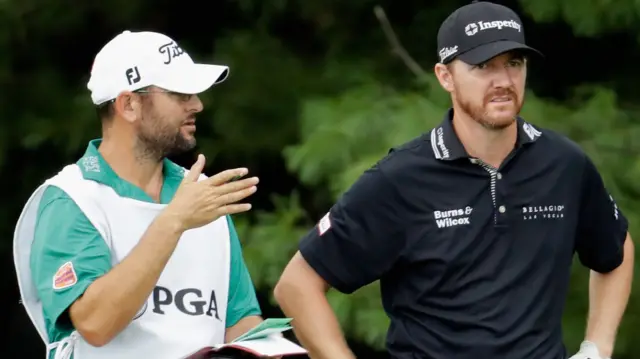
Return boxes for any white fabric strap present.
[47,332,78,359]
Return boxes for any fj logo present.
[125,66,141,85]
[434,206,473,228]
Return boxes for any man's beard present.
[135,111,196,162]
[457,88,523,130]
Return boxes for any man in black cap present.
[273,2,634,359]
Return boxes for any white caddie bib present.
[14,164,230,359]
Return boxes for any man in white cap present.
[13,30,264,359]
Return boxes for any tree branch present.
[373,5,427,78]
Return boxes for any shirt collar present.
[76,139,186,193]
[430,108,542,161]
[77,139,118,186]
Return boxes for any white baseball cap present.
[87,30,229,105]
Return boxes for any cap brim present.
[155,63,230,94]
[457,40,543,65]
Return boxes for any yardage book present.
[182,318,308,358]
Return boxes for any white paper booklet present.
[182,318,307,358]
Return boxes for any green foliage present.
[284,76,448,195]
[198,31,307,159]
[518,0,640,36]
[236,192,308,296]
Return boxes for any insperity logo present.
[465,19,521,36]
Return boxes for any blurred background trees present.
[2,0,639,357]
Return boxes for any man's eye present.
[172,93,192,101]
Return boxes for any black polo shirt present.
[298,109,628,359]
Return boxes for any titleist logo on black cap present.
[439,46,458,62]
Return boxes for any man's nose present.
[492,66,515,89]
[189,95,203,113]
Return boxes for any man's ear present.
[113,91,141,124]
[434,62,455,93]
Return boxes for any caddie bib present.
[14,164,230,359]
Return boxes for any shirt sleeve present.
[575,155,629,273]
[298,163,408,294]
[30,186,112,338]
[225,215,262,328]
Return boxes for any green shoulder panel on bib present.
[225,215,262,327]
[30,186,112,343]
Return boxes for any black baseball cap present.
[436,1,542,65]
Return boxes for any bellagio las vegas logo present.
[522,205,564,220]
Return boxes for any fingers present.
[214,177,260,195]
[216,203,253,216]
[215,185,258,206]
[184,154,206,183]
[206,168,250,186]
